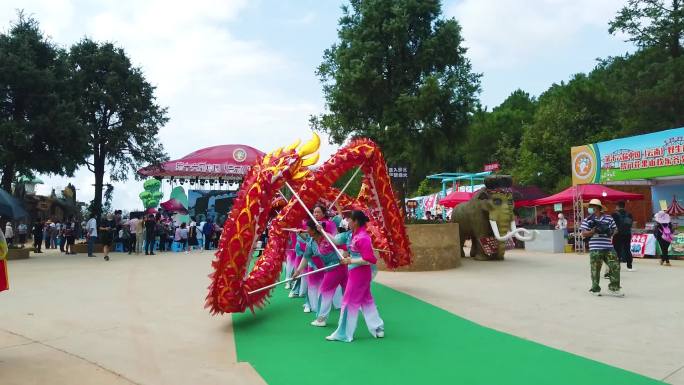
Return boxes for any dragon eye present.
[493,198,502,205]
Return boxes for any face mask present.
[587,207,595,214]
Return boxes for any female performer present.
[325,210,384,342]
[311,229,347,327]
[292,220,329,313]
[288,226,308,299]
[313,204,337,235]
[284,231,297,290]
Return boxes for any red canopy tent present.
[439,191,474,208]
[137,144,264,179]
[524,184,643,206]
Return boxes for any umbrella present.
[666,195,684,216]
[0,188,28,219]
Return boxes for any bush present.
[405,218,448,225]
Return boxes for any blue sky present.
[0,0,634,210]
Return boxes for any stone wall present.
[378,223,461,271]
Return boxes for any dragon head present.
[261,132,320,185]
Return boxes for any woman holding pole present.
[288,226,308,299]
[324,210,384,342]
[292,220,330,313]
[284,232,298,290]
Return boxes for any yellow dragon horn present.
[272,147,283,157]
[301,152,320,167]
[297,132,320,157]
[285,138,301,152]
[262,147,282,165]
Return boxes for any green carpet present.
[233,283,662,385]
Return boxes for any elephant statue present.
[451,175,536,260]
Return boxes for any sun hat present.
[654,210,671,224]
[587,198,604,208]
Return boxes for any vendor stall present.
[571,126,684,257]
[521,184,644,252]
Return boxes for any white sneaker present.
[627,268,636,272]
[185,251,189,254]
[284,283,291,290]
[288,292,295,298]
[310,319,326,327]
[325,335,336,341]
[590,291,601,296]
[376,329,385,338]
[607,290,625,297]
[303,304,311,313]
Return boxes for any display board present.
[571,127,684,185]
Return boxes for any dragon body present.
[206,135,411,314]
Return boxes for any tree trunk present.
[1,163,15,193]
[672,0,682,59]
[92,156,106,223]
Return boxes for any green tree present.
[311,0,481,189]
[513,74,619,191]
[68,39,169,220]
[463,90,536,171]
[609,0,683,58]
[608,1,684,128]
[0,13,88,191]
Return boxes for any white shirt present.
[86,218,98,237]
[556,218,568,230]
[4,225,13,238]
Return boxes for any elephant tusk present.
[489,220,516,241]
[510,221,537,241]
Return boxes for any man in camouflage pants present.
[580,199,623,297]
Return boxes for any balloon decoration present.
[139,179,163,209]
[206,133,412,314]
[169,186,190,225]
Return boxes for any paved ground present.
[1,249,265,385]
[1,248,682,384]
[377,249,684,384]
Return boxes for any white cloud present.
[447,0,627,70]
[1,0,335,212]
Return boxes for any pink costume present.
[314,237,347,321]
[327,227,384,342]
[284,232,297,281]
[302,218,338,312]
[301,237,328,312]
